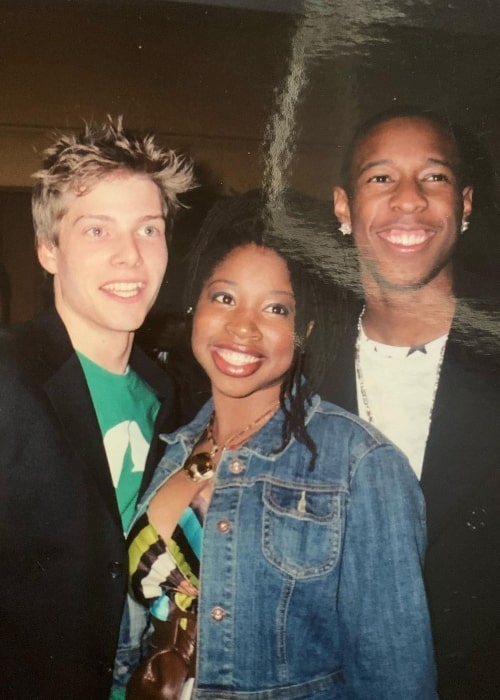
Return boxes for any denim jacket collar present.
[160,393,322,464]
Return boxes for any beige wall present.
[1,2,499,321]
[0,3,292,190]
[2,2,499,194]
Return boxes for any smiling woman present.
[192,244,296,403]
[122,190,439,700]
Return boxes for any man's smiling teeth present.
[383,230,429,246]
[103,282,144,297]
[217,348,260,366]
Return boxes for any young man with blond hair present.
[0,118,194,699]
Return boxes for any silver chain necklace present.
[354,306,447,425]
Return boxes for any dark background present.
[0,0,498,323]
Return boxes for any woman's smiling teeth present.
[215,347,261,366]
[102,282,145,298]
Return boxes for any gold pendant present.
[183,452,215,483]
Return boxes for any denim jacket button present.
[210,606,226,622]
[108,560,123,578]
[217,519,232,533]
[229,459,245,474]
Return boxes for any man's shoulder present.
[0,326,23,382]
[0,308,74,384]
[0,321,35,371]
[450,271,500,378]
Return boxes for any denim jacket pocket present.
[262,482,343,578]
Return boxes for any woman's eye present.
[212,292,234,305]
[266,303,289,316]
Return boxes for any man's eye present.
[140,225,160,237]
[425,173,451,183]
[87,227,103,238]
[367,174,390,183]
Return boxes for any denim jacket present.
[121,395,437,699]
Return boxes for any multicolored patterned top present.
[128,492,208,621]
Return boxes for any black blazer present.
[319,297,500,700]
[0,309,176,700]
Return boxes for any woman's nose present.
[225,309,261,339]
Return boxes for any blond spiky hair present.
[32,116,195,244]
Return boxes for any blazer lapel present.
[421,326,500,546]
[318,317,359,414]
[29,310,121,523]
[129,345,177,498]
[45,355,121,521]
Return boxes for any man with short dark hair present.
[0,118,194,699]
[320,107,500,699]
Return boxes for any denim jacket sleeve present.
[338,443,438,699]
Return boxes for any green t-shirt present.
[78,352,160,532]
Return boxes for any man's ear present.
[462,185,473,221]
[37,240,58,275]
[333,186,352,227]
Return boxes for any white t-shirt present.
[356,325,447,478]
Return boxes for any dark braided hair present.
[185,189,338,469]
